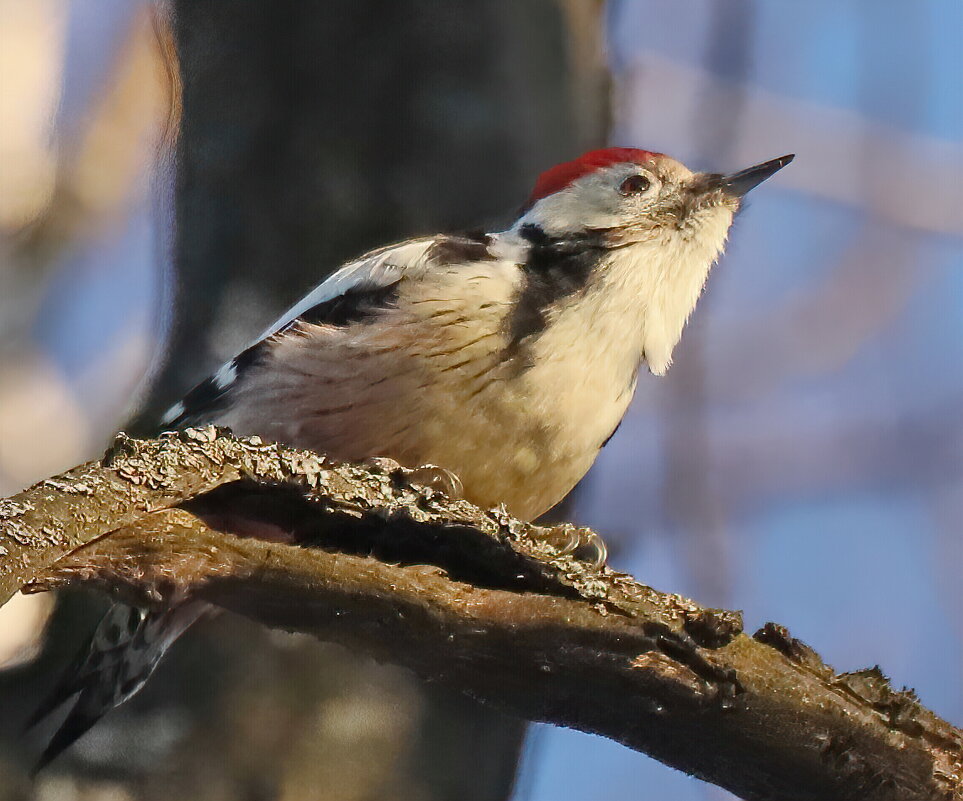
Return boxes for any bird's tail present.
[28,599,210,773]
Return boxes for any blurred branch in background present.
[0,1,172,677]
[2,431,961,801]
[610,0,962,548]
[615,52,963,237]
[658,0,755,608]
[0,2,172,495]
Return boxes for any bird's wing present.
[256,237,438,340]
[159,233,496,429]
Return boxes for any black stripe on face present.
[507,224,604,349]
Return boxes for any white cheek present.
[524,194,611,234]
[520,168,643,235]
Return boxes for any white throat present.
[608,207,734,375]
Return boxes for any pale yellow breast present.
[215,266,577,519]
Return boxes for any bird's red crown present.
[526,147,661,208]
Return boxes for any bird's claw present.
[405,464,465,500]
[538,526,608,567]
[362,458,464,500]
[572,531,608,567]
[363,456,405,474]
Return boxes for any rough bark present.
[2,431,960,801]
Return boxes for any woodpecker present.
[31,147,793,769]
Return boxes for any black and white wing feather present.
[160,236,444,429]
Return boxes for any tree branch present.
[2,430,960,800]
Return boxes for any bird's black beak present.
[722,154,794,197]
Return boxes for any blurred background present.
[0,1,959,799]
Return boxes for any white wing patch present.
[160,401,186,426]
[257,237,437,341]
[213,361,238,390]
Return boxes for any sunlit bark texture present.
[2,431,961,801]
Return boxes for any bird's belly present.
[223,368,599,522]
[219,321,631,521]
[396,389,597,521]
[377,365,626,521]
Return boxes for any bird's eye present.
[619,174,651,195]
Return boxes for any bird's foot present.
[362,458,465,501]
[405,464,465,500]
[536,525,608,567]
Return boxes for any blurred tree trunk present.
[1,2,609,800]
[138,0,609,425]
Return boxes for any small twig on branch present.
[1,430,960,801]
